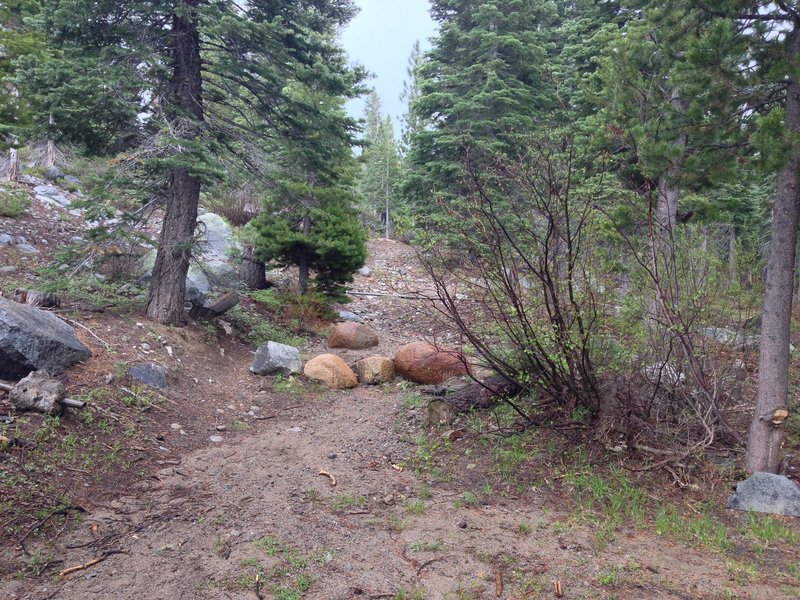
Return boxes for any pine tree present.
[357,91,400,237]
[398,40,425,156]
[254,84,367,298]
[625,1,800,472]
[403,0,560,208]
[0,0,45,178]
[34,0,362,324]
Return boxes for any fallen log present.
[189,291,239,320]
[13,288,61,308]
[422,375,522,414]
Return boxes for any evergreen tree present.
[34,0,362,324]
[398,40,425,156]
[403,0,560,208]
[357,91,400,237]
[0,0,45,177]
[254,84,367,298]
[624,1,800,472]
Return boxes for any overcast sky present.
[340,0,437,136]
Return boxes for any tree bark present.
[746,27,800,473]
[145,1,203,325]
[7,148,19,182]
[240,244,268,289]
[298,213,311,294]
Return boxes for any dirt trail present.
[2,240,799,599]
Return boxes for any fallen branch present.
[318,470,336,486]
[58,550,124,578]
[189,291,240,320]
[347,290,434,301]
[64,318,112,349]
[59,398,86,409]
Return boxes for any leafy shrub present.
[225,305,306,347]
[0,184,31,217]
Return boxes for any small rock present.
[129,363,168,392]
[16,244,39,255]
[304,354,358,389]
[728,472,800,517]
[170,423,181,430]
[287,426,303,433]
[0,265,18,274]
[354,356,395,385]
[458,520,467,529]
[0,233,14,245]
[250,341,302,376]
[337,310,363,323]
[358,266,372,277]
[43,166,64,181]
[8,371,65,415]
[216,425,227,431]
[140,343,152,351]
[328,322,379,350]
[209,435,224,443]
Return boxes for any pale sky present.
[340,0,437,136]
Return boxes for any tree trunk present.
[298,214,311,294]
[729,226,737,284]
[7,148,19,182]
[746,27,800,473]
[145,1,203,325]
[240,244,268,289]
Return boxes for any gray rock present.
[33,184,60,198]
[358,266,372,277]
[44,166,64,181]
[129,363,168,392]
[9,371,65,415]
[702,327,759,351]
[16,244,39,254]
[0,265,18,274]
[209,435,223,443]
[64,175,82,186]
[250,341,302,376]
[0,298,92,379]
[0,233,14,245]
[337,310,363,323]
[195,213,243,289]
[728,472,800,517]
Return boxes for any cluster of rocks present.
[250,321,469,390]
[0,232,40,256]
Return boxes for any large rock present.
[728,472,800,517]
[195,213,243,288]
[137,212,244,302]
[251,341,302,376]
[0,298,92,379]
[355,356,395,385]
[130,363,168,392]
[304,354,358,389]
[9,371,65,415]
[394,341,469,385]
[328,322,379,350]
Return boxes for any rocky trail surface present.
[1,226,799,598]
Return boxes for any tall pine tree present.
[403,0,559,209]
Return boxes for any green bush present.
[0,184,31,217]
